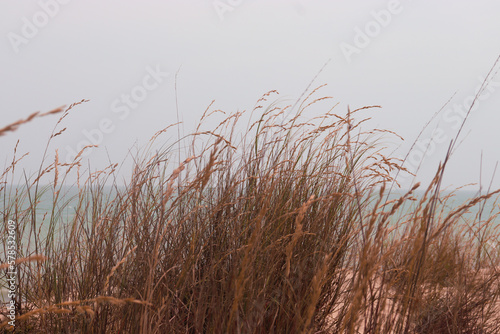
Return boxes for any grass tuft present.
[1,91,499,333]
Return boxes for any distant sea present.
[1,185,118,304]
[385,189,500,224]
[1,186,499,304]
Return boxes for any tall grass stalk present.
[1,91,499,333]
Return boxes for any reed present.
[1,90,499,333]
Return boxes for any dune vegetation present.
[1,88,500,333]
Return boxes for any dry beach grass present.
[1,88,500,333]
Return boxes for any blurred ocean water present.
[1,186,499,304]
[0,185,118,304]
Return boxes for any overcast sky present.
[2,0,500,191]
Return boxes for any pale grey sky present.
[1,0,500,190]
